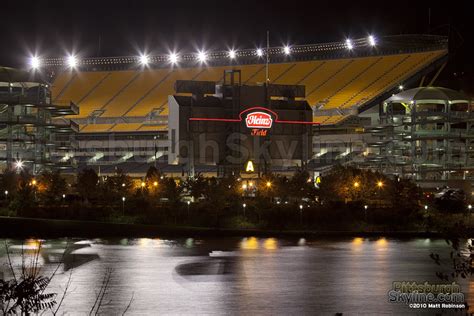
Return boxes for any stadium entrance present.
[168,70,317,177]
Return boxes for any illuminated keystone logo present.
[245,112,273,129]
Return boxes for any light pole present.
[122,196,126,216]
[299,204,303,226]
[243,203,246,217]
[4,190,8,199]
[468,205,472,225]
[364,204,368,221]
[187,200,191,219]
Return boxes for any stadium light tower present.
[139,54,149,65]
[197,50,207,63]
[168,52,178,64]
[368,35,376,46]
[256,48,263,57]
[67,55,77,68]
[283,46,291,55]
[30,56,41,69]
[346,39,353,50]
[228,49,236,59]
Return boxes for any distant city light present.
[256,48,263,57]
[197,51,207,62]
[346,39,353,50]
[139,54,149,65]
[368,35,376,46]
[168,53,178,64]
[228,49,236,59]
[30,56,40,69]
[283,46,291,55]
[67,55,77,68]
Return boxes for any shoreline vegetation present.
[0,215,460,239]
[1,166,473,239]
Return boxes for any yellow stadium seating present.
[108,123,144,132]
[52,49,447,131]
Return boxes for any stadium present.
[5,34,471,187]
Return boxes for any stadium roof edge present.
[39,34,448,72]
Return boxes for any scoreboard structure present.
[168,70,317,176]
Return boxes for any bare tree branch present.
[122,292,134,316]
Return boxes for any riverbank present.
[0,216,448,239]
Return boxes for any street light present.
[187,200,191,218]
[266,181,271,188]
[4,190,8,197]
[424,205,428,210]
[122,196,126,216]
[377,181,383,188]
[353,181,360,188]
[364,204,368,221]
[299,204,303,225]
[243,203,246,217]
[153,181,158,187]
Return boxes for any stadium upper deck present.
[48,35,448,133]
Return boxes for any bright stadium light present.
[228,49,236,59]
[197,50,207,63]
[168,52,178,64]
[14,159,24,171]
[368,35,376,46]
[30,56,41,69]
[256,48,263,57]
[139,54,149,65]
[346,39,353,50]
[283,46,291,55]
[67,55,77,68]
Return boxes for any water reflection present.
[0,237,471,315]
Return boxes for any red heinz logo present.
[245,111,273,129]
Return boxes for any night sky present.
[0,0,472,92]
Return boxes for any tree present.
[76,168,99,203]
[100,169,133,204]
[288,168,317,202]
[8,170,36,215]
[183,174,208,201]
[319,165,390,204]
[159,177,183,205]
[38,170,67,205]
[0,168,18,197]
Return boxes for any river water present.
[0,237,472,315]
